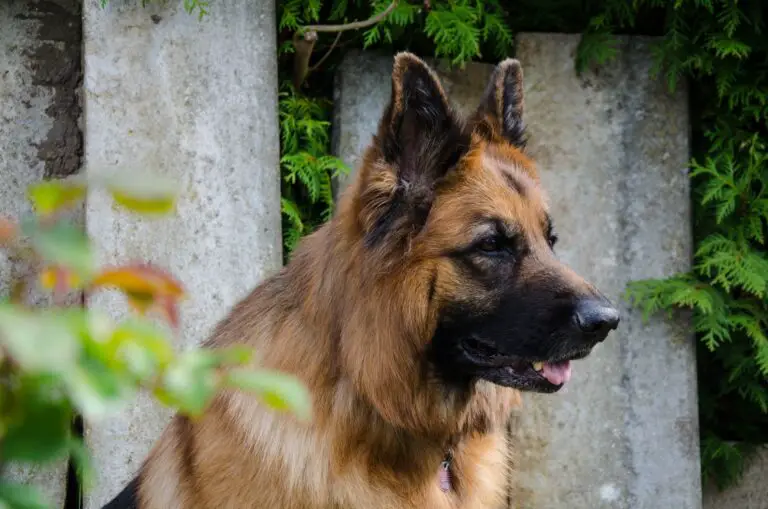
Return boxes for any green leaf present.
[576,31,620,73]
[158,350,221,416]
[0,481,50,509]
[68,437,96,492]
[183,0,209,19]
[424,6,482,65]
[0,400,72,463]
[225,368,312,421]
[281,198,304,232]
[106,318,176,380]
[0,304,81,375]
[19,216,93,278]
[209,345,256,367]
[65,355,135,420]
[90,170,180,216]
[27,177,87,216]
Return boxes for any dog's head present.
[344,52,619,402]
[333,52,621,435]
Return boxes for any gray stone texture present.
[704,447,768,509]
[333,34,700,509]
[508,33,699,509]
[1,1,83,507]
[82,0,282,506]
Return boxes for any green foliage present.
[358,0,513,63]
[278,84,349,255]
[0,481,49,509]
[99,0,209,20]
[584,0,768,490]
[0,175,311,509]
[275,0,515,258]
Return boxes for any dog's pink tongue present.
[541,361,572,386]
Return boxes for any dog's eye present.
[548,233,558,249]
[476,235,513,256]
[478,238,499,252]
[545,217,558,249]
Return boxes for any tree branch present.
[292,30,318,89]
[292,0,399,89]
[308,32,343,75]
[301,0,399,33]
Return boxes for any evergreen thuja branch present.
[583,0,768,488]
[292,0,399,88]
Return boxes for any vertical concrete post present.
[332,36,700,509]
[0,0,83,507]
[81,0,282,506]
[509,33,700,509]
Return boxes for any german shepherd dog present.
[103,52,619,509]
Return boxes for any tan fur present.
[128,53,575,509]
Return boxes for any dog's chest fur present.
[135,391,510,509]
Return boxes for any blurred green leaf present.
[0,400,72,463]
[68,437,95,491]
[79,316,173,383]
[115,342,159,381]
[19,216,93,278]
[91,171,179,216]
[27,177,87,217]
[0,481,49,509]
[0,304,81,375]
[208,345,256,367]
[112,318,175,368]
[225,368,311,421]
[158,350,220,416]
[65,355,135,420]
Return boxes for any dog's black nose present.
[574,300,620,339]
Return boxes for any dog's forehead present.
[455,147,550,227]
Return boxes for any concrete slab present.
[509,33,699,509]
[81,0,281,506]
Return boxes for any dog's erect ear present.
[472,58,526,148]
[361,52,469,249]
[376,52,466,181]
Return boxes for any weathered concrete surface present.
[0,1,83,507]
[704,446,768,509]
[333,35,699,509]
[82,0,282,506]
[508,33,699,509]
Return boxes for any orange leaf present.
[40,266,82,295]
[123,289,157,315]
[0,216,18,246]
[89,263,185,328]
[90,263,184,297]
[155,294,181,330]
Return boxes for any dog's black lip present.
[460,336,523,368]
[475,365,564,392]
[460,336,592,367]
[545,347,593,364]
[459,337,595,392]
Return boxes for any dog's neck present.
[237,216,517,493]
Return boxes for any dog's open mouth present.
[460,336,588,392]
